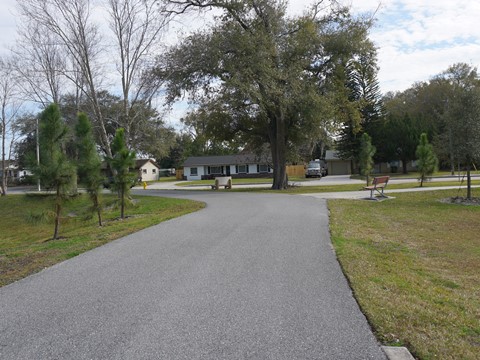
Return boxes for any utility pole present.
[36,117,40,192]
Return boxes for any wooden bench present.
[364,176,389,199]
[211,176,232,190]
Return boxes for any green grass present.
[329,189,480,360]
[156,176,180,182]
[0,193,204,287]
[229,179,480,194]
[351,170,480,179]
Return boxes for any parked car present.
[305,159,327,178]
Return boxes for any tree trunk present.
[120,186,125,219]
[402,157,408,174]
[269,114,288,190]
[466,162,472,200]
[53,185,61,240]
[94,194,102,226]
[448,128,455,176]
[1,115,6,196]
[0,160,6,196]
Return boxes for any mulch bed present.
[440,197,480,206]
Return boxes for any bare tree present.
[12,21,67,107]
[0,57,24,196]
[17,0,113,157]
[107,0,171,147]
[17,0,171,157]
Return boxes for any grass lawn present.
[156,176,181,182]
[228,179,480,194]
[329,189,480,360]
[351,170,480,179]
[0,193,204,287]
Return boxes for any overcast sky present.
[1,0,479,95]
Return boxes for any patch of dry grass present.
[0,194,204,287]
[329,189,480,360]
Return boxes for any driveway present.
[0,191,386,359]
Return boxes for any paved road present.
[139,173,480,191]
[0,191,386,359]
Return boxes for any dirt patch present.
[440,196,480,206]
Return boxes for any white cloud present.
[370,0,480,91]
[1,0,479,96]
[0,0,17,54]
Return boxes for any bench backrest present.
[372,176,389,185]
[215,176,232,186]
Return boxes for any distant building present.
[183,154,272,180]
[135,159,160,182]
[325,150,352,175]
[102,159,161,182]
[0,160,32,183]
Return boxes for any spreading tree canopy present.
[154,0,376,189]
[445,67,480,199]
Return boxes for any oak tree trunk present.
[269,113,288,190]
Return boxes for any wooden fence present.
[176,169,184,180]
[286,165,305,177]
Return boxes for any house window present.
[258,164,269,173]
[236,165,248,174]
[152,169,156,174]
[209,166,223,175]
[142,169,147,174]
[190,167,198,176]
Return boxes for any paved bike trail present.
[0,191,386,359]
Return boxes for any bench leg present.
[377,188,386,198]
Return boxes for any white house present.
[136,159,160,181]
[0,160,32,183]
[183,154,272,180]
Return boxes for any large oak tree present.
[154,0,375,189]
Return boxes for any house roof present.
[183,154,269,167]
[101,159,159,170]
[135,159,159,169]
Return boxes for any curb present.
[382,346,415,360]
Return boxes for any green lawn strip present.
[350,170,480,179]
[0,194,204,287]
[156,176,181,182]
[328,189,480,360]
[229,179,480,193]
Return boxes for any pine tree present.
[416,133,438,187]
[358,133,376,186]
[108,128,136,219]
[32,104,75,240]
[337,46,384,165]
[75,112,104,226]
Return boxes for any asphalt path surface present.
[0,191,387,359]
